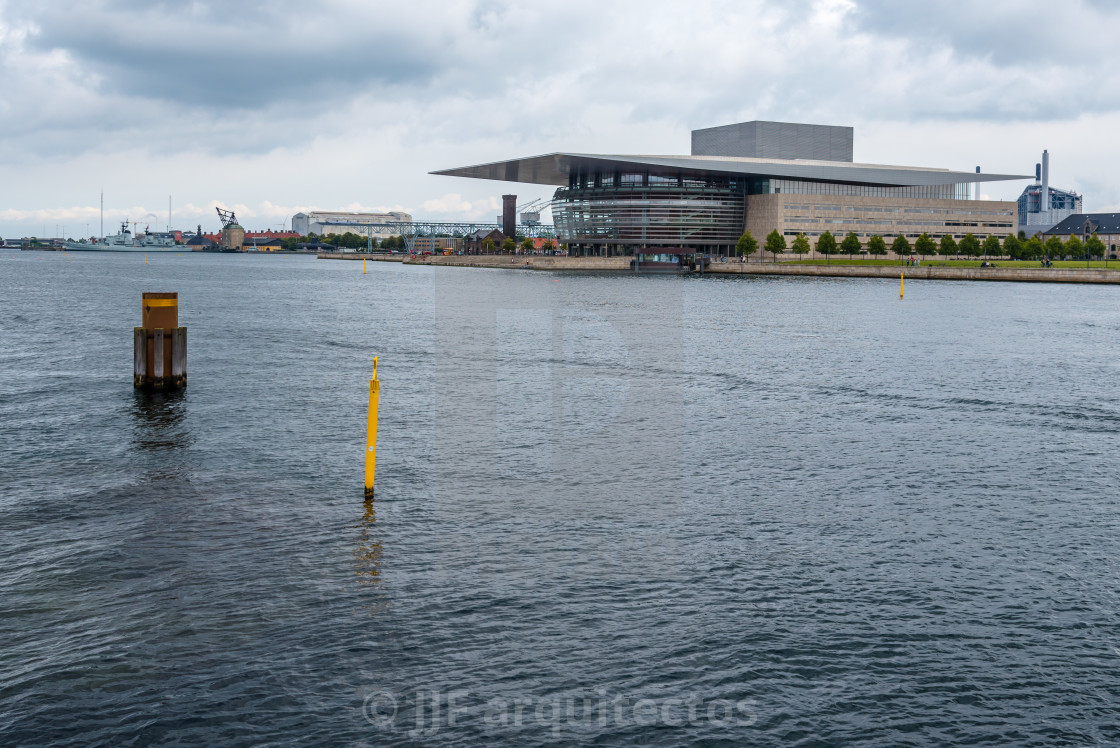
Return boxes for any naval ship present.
[64,221,179,252]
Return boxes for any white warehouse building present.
[292,210,412,239]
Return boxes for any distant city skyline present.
[2,0,1119,237]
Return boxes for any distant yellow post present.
[363,258,367,274]
[144,254,148,265]
[900,273,904,299]
[364,356,379,500]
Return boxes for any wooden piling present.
[134,292,186,390]
[133,327,147,387]
[152,328,165,388]
[171,328,187,387]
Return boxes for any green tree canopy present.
[1065,235,1084,258]
[736,231,758,258]
[791,233,811,255]
[325,231,367,250]
[1044,236,1064,258]
[1002,234,1022,259]
[914,233,936,257]
[982,235,1002,257]
[501,237,517,253]
[520,237,535,253]
[939,234,957,257]
[867,235,887,256]
[482,238,496,253]
[1022,236,1043,261]
[891,234,911,257]
[1086,233,1106,259]
[959,233,982,258]
[817,231,837,258]
[540,238,555,253]
[840,232,862,257]
[765,229,786,260]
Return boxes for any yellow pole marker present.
[900,273,904,299]
[145,254,148,265]
[364,356,379,500]
[363,258,367,274]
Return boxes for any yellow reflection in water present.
[353,498,383,589]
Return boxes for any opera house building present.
[433,121,1030,257]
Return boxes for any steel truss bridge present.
[353,221,556,253]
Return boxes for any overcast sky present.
[2,0,1119,238]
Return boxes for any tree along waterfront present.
[730,229,1114,265]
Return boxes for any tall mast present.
[100,191,104,239]
[168,195,172,232]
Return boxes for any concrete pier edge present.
[318,252,1120,284]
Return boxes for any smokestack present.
[502,194,517,240]
[1041,150,1050,213]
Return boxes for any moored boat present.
[64,221,179,252]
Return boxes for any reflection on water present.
[130,389,193,482]
[130,389,191,452]
[353,499,385,598]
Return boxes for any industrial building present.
[1017,150,1082,236]
[433,120,1030,257]
[291,210,412,239]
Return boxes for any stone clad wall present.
[746,193,1018,244]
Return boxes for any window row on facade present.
[781,231,1011,239]
[563,172,976,201]
[769,179,971,200]
[784,204,1014,217]
[785,218,1014,228]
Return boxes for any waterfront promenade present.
[319,252,629,271]
[319,251,1120,283]
[706,261,1120,284]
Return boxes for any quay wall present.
[317,252,405,262]
[704,262,1120,284]
[317,252,1120,284]
[404,255,632,271]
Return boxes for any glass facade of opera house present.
[433,121,1029,257]
[552,170,978,254]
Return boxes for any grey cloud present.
[848,0,1120,67]
[2,0,1120,173]
[10,0,441,109]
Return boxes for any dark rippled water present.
[3,250,1120,746]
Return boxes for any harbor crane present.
[517,198,549,226]
[215,207,238,228]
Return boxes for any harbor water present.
[2,251,1120,745]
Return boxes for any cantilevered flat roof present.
[432,153,1031,188]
